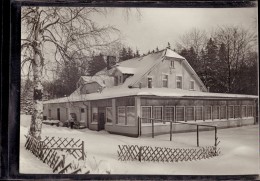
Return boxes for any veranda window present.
[186,107,195,121]
[241,106,247,117]
[204,106,212,120]
[153,106,163,121]
[228,106,234,119]
[247,106,253,117]
[212,106,220,120]
[106,107,113,123]
[141,107,152,123]
[234,106,240,118]
[126,106,135,125]
[176,107,184,121]
[195,107,203,121]
[220,106,227,119]
[48,109,51,118]
[117,106,126,124]
[164,107,175,121]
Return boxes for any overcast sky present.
[92,7,257,54]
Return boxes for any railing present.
[138,117,220,148]
[118,144,220,162]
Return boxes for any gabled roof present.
[105,48,206,90]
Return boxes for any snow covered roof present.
[164,49,185,59]
[115,67,136,74]
[78,75,114,87]
[44,87,258,104]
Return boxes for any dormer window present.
[170,60,174,68]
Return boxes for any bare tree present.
[213,25,256,93]
[175,28,208,55]
[21,7,120,139]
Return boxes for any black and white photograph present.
[20,5,258,175]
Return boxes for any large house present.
[43,48,258,137]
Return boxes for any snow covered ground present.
[20,114,259,175]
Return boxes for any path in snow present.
[20,115,259,175]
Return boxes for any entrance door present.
[98,113,105,131]
[57,108,60,120]
[80,108,87,127]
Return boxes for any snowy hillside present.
[20,114,259,175]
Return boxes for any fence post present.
[197,125,199,147]
[139,146,142,162]
[170,121,172,141]
[152,119,154,138]
[215,127,217,155]
[81,141,85,160]
[137,117,139,137]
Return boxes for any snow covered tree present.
[21,7,120,139]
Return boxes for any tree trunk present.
[29,16,44,140]
[29,45,43,140]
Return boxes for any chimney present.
[106,56,117,70]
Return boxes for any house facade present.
[43,48,258,137]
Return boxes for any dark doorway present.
[57,108,60,120]
[98,113,105,131]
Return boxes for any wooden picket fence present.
[25,135,86,174]
[118,145,220,162]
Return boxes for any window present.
[114,76,118,86]
[141,107,152,123]
[119,76,121,83]
[228,106,234,119]
[176,107,185,121]
[48,109,51,118]
[190,80,195,90]
[212,106,220,120]
[195,107,203,120]
[81,108,85,113]
[117,107,126,124]
[176,76,182,89]
[241,106,247,117]
[162,74,168,88]
[247,106,253,117]
[92,107,98,122]
[126,106,135,125]
[170,61,174,68]
[205,106,212,120]
[106,107,113,123]
[148,77,153,88]
[234,106,240,118]
[186,107,195,121]
[164,107,175,121]
[66,108,69,119]
[153,106,163,121]
[220,106,226,119]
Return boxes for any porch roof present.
[43,87,258,104]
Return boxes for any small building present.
[43,48,258,137]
